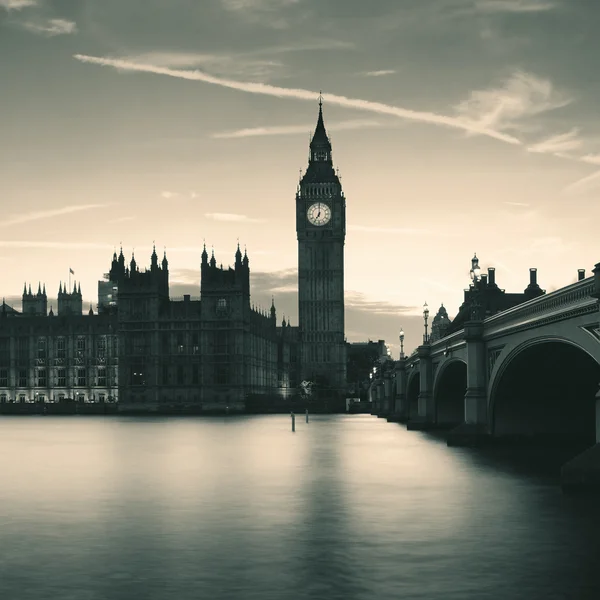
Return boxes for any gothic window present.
[76,337,86,358]
[18,369,27,387]
[162,365,169,385]
[17,338,29,362]
[177,366,184,385]
[57,337,66,359]
[177,332,184,354]
[192,365,199,385]
[98,367,107,387]
[0,369,7,386]
[98,394,106,403]
[0,338,9,365]
[37,338,47,360]
[77,368,86,387]
[96,336,107,359]
[192,333,199,355]
[57,369,66,387]
[38,368,47,387]
[0,394,6,403]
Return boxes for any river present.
[0,415,598,600]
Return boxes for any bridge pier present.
[447,319,491,445]
[407,345,437,430]
[562,261,600,491]
[561,386,600,491]
[388,359,409,423]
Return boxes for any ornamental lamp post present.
[469,253,481,284]
[423,302,430,344]
[399,328,405,359]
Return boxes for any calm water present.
[0,415,599,600]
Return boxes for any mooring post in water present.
[291,411,295,432]
[306,409,309,423]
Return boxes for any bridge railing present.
[483,277,596,332]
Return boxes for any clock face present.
[307,202,331,226]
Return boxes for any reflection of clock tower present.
[296,99,347,392]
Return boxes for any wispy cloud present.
[108,216,135,224]
[0,0,37,10]
[212,119,381,139]
[348,225,433,235]
[455,70,571,135]
[362,69,397,77]
[474,0,556,12]
[204,212,264,223]
[527,128,582,154]
[160,190,197,200]
[0,240,112,250]
[73,54,523,145]
[564,170,600,194]
[0,204,105,228]
[220,0,302,28]
[22,18,77,36]
[504,201,530,206]
[345,291,416,316]
[124,52,283,82]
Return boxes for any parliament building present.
[0,102,349,412]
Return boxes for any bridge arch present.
[406,367,420,419]
[489,336,600,443]
[433,358,467,427]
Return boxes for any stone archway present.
[490,339,600,445]
[433,359,467,427]
[406,369,420,420]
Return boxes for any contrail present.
[73,54,522,146]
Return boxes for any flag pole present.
[69,268,71,292]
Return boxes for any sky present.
[1,0,600,356]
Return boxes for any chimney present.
[480,274,488,287]
[578,269,585,281]
[184,294,190,302]
[529,268,537,286]
[488,267,496,286]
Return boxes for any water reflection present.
[0,415,598,600]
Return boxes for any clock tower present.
[296,98,347,393]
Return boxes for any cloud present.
[0,204,105,228]
[220,0,302,28]
[564,170,600,194]
[0,241,113,250]
[362,70,397,77]
[348,225,433,235]
[124,52,283,82]
[581,154,600,166]
[474,0,556,12]
[73,54,523,145]
[22,18,77,36]
[204,212,265,223]
[108,216,135,224]
[504,201,530,206]
[345,291,416,316]
[0,0,36,9]
[455,70,571,134]
[161,191,179,199]
[212,119,381,139]
[527,128,582,154]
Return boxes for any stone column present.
[407,344,434,430]
[380,371,392,417]
[369,380,378,414]
[447,320,490,446]
[388,359,408,422]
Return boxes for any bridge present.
[369,261,600,491]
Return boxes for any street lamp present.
[469,253,481,284]
[399,328,405,359]
[423,302,430,343]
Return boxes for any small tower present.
[270,296,276,323]
[22,281,47,315]
[57,281,83,316]
[431,304,452,342]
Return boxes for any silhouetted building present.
[445,255,546,336]
[346,340,388,400]
[296,98,347,393]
